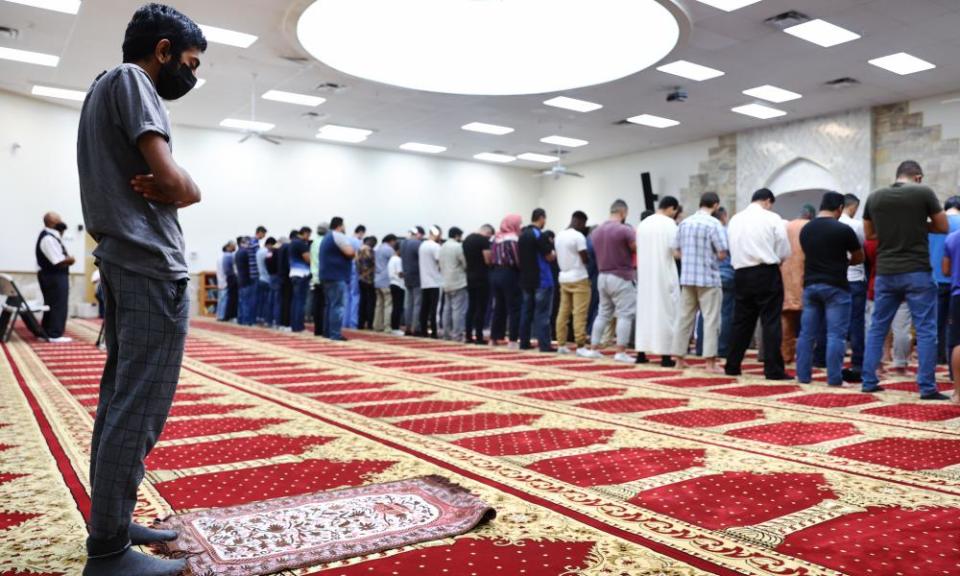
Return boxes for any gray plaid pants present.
[86,260,189,558]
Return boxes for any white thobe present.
[635,213,679,355]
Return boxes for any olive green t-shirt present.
[863,183,942,275]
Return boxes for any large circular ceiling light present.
[297,0,684,96]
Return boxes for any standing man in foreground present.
[77,4,205,574]
[725,188,792,380]
[36,212,76,342]
[861,161,949,399]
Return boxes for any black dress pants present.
[466,283,490,342]
[725,265,787,378]
[419,287,440,338]
[312,284,326,336]
[390,285,405,330]
[38,271,68,339]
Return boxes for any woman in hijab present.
[490,214,523,347]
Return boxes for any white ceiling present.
[2,0,960,166]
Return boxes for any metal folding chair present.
[0,273,50,342]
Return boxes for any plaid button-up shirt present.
[673,210,728,287]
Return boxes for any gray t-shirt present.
[77,64,187,281]
[374,243,394,289]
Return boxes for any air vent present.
[0,26,19,40]
[281,55,310,64]
[824,77,861,89]
[764,10,810,30]
[315,82,349,93]
[613,119,632,126]
[300,111,329,122]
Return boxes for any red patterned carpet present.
[1,316,959,575]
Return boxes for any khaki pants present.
[373,287,392,332]
[673,286,722,358]
[781,310,801,363]
[556,279,591,348]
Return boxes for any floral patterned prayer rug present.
[155,475,495,575]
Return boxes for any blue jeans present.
[238,283,257,326]
[862,272,938,394]
[323,281,348,340]
[290,276,310,332]
[255,280,271,323]
[796,284,851,386]
[216,287,229,320]
[269,275,282,326]
[523,286,555,351]
[847,281,867,371]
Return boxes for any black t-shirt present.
[462,233,491,286]
[518,226,552,290]
[265,247,278,275]
[289,238,310,269]
[799,217,862,289]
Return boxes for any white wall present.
[537,137,718,227]
[0,90,541,274]
[911,91,960,140]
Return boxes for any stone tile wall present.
[873,103,960,199]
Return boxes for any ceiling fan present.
[239,73,282,145]
[536,150,584,179]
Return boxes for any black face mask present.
[157,57,196,101]
[54,223,67,233]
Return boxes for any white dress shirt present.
[39,227,67,267]
[728,203,791,270]
[839,213,866,282]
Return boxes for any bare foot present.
[703,364,725,374]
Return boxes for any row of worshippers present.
[637,159,953,402]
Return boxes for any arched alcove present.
[765,157,843,219]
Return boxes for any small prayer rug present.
[156,476,495,575]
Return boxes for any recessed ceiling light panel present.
[462,122,514,135]
[400,142,447,154]
[869,52,936,76]
[297,0,683,95]
[695,0,762,11]
[518,153,559,163]
[626,114,680,128]
[543,96,603,113]
[474,152,517,163]
[220,118,275,132]
[540,135,588,148]
[656,59,724,81]
[32,85,85,101]
[3,0,80,14]
[742,84,802,103]
[317,124,372,143]
[262,89,326,107]
[784,19,860,47]
[731,103,787,119]
[0,46,59,66]
[199,24,258,48]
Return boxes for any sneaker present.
[47,336,73,344]
[861,385,885,393]
[391,330,406,336]
[920,392,951,401]
[577,348,603,359]
[557,346,572,355]
[613,352,634,364]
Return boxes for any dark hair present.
[236,236,244,245]
[385,234,399,244]
[896,160,923,179]
[364,236,377,247]
[330,217,344,231]
[543,229,555,241]
[480,224,495,235]
[448,226,464,239]
[122,3,207,63]
[658,196,680,210]
[354,225,366,234]
[415,225,425,235]
[299,226,312,236]
[751,188,776,203]
[843,193,860,208]
[640,209,655,221]
[945,196,960,211]
[800,204,816,219]
[288,229,299,239]
[265,236,276,247]
[531,208,547,222]
[571,210,588,222]
[255,225,267,234]
[699,192,720,209]
[715,206,727,216]
[820,191,845,212]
